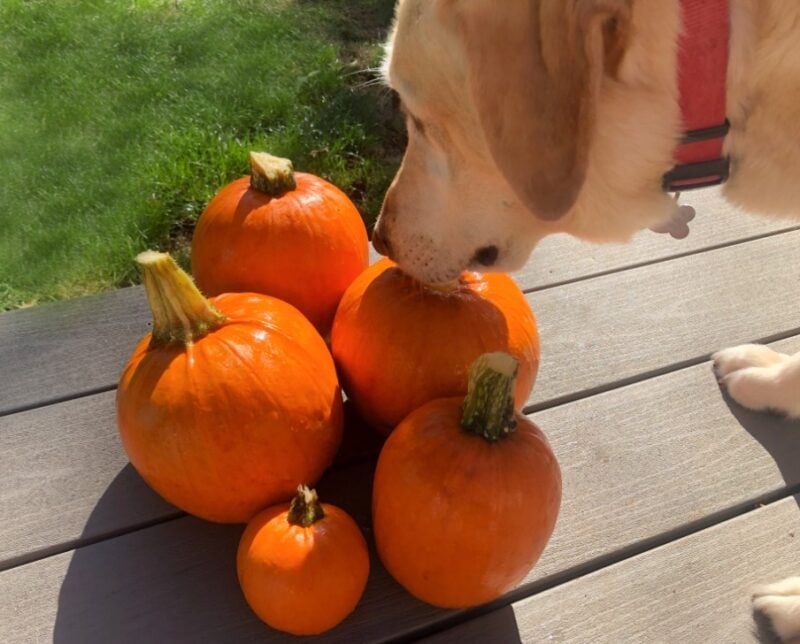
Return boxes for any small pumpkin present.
[191,152,369,336]
[372,352,561,608]
[237,485,370,635]
[331,258,540,434]
[116,251,343,523]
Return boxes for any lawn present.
[0,0,403,310]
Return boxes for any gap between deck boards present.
[523,326,800,415]
[0,384,118,420]
[3,225,799,418]
[385,484,800,644]
[4,324,796,425]
[3,335,799,593]
[521,224,800,295]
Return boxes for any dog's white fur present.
[376,0,800,638]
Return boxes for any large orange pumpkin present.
[331,258,540,434]
[116,251,344,523]
[237,486,369,635]
[191,152,368,336]
[372,353,561,608]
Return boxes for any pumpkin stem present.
[461,352,519,441]
[287,485,326,527]
[136,250,226,347]
[249,151,297,197]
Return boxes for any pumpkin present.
[372,352,561,608]
[331,258,540,434]
[191,152,369,336]
[116,251,344,523]
[237,485,369,635]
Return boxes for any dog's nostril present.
[472,245,499,267]
[372,228,393,257]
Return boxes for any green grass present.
[0,0,403,309]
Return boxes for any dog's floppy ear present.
[452,0,632,220]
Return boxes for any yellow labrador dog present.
[373,0,800,639]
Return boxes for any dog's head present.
[375,0,679,283]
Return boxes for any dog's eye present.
[472,245,500,267]
[406,113,426,137]
[399,101,426,137]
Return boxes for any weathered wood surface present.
[0,391,179,572]
[528,231,800,409]
[2,336,798,642]
[518,187,800,292]
[2,188,790,420]
[423,495,800,644]
[366,188,800,294]
[2,189,798,642]
[0,390,380,574]
[4,227,797,421]
[0,286,148,416]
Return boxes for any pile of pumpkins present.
[116,152,562,636]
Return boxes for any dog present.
[372,0,800,640]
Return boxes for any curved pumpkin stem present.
[461,352,519,441]
[137,251,226,347]
[287,485,326,527]
[249,151,297,197]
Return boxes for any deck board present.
[528,231,800,409]
[0,395,379,572]
[0,391,178,571]
[4,190,795,418]
[516,187,799,291]
[422,495,800,644]
[0,286,149,416]
[2,338,797,642]
[2,188,798,642]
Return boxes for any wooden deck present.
[1,187,799,643]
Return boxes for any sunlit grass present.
[0,0,402,309]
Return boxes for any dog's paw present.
[712,344,790,379]
[720,365,786,413]
[753,578,800,642]
[716,349,800,418]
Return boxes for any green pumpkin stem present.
[461,352,519,441]
[249,151,297,197]
[136,251,226,347]
[287,485,326,527]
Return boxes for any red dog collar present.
[662,0,730,192]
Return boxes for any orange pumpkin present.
[191,152,369,336]
[331,258,540,434]
[372,353,561,608]
[237,485,369,635]
[116,251,344,523]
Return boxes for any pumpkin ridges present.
[373,397,561,607]
[372,353,561,608]
[117,258,344,524]
[331,259,539,433]
[237,492,369,635]
[192,163,368,335]
[120,318,343,522]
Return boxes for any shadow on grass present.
[296,0,397,45]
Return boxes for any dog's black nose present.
[372,227,393,257]
[472,245,499,267]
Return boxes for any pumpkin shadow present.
[52,464,260,643]
[53,394,381,643]
[52,397,408,643]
